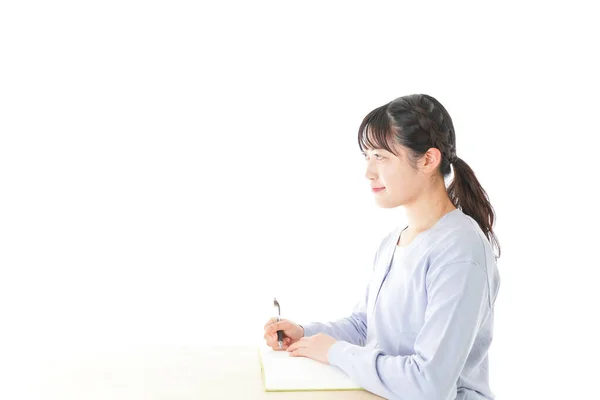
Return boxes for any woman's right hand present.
[263,317,305,351]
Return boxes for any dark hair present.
[358,94,501,259]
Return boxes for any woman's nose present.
[365,163,377,181]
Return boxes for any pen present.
[273,297,283,348]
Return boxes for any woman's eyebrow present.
[362,149,389,158]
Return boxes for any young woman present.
[263,94,501,400]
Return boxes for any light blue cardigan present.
[302,209,500,400]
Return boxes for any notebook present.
[258,343,363,392]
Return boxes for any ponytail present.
[448,157,501,258]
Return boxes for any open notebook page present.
[258,343,362,392]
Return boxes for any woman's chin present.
[374,194,404,209]
[375,199,397,209]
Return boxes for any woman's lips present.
[371,187,385,193]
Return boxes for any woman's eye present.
[362,152,384,160]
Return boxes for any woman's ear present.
[422,147,442,173]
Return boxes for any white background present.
[1,1,599,399]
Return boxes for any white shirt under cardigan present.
[301,209,501,400]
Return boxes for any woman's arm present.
[327,261,490,400]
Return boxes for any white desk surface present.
[36,345,385,399]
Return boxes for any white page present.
[259,344,362,391]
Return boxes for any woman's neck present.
[404,184,456,234]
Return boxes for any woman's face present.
[364,144,426,209]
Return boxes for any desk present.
[37,345,384,399]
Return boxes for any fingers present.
[286,337,306,352]
[263,318,295,351]
[263,331,283,345]
[263,330,278,343]
[268,337,291,351]
[264,331,292,350]
[277,337,292,350]
[287,337,309,356]
[265,320,285,333]
[264,318,289,333]
[289,346,305,357]
[263,317,279,329]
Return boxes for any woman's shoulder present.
[426,209,495,268]
[427,210,501,306]
[373,209,496,268]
